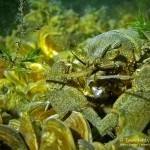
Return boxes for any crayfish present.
[46,28,150,139]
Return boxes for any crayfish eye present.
[90,85,110,100]
[91,86,103,98]
[86,80,106,99]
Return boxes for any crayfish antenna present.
[94,71,133,80]
[71,50,86,66]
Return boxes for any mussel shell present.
[0,124,27,150]
[64,111,93,142]
[78,139,95,150]
[8,119,20,131]
[39,27,69,58]
[23,62,48,82]
[40,117,76,150]
[19,113,39,150]
[92,142,106,150]
[27,101,56,122]
[0,114,2,124]
[25,79,47,95]
[4,70,26,86]
[78,140,106,150]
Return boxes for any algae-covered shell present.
[19,113,39,150]
[78,139,95,150]
[92,142,106,150]
[65,111,93,142]
[27,101,56,121]
[0,79,13,110]
[8,119,20,131]
[0,78,13,91]
[40,117,76,150]
[25,80,48,96]
[4,70,27,86]
[78,141,106,150]
[0,124,27,150]
[0,114,2,124]
[39,27,70,58]
[24,62,48,81]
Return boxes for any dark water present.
[0,0,150,36]
[0,0,29,36]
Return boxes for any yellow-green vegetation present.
[0,0,150,150]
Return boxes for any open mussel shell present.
[23,62,48,82]
[78,139,95,150]
[19,113,39,150]
[64,111,93,142]
[0,124,27,150]
[8,119,20,131]
[40,117,76,150]
[78,140,107,150]
[25,79,48,96]
[92,142,106,150]
[39,26,69,58]
[4,70,27,86]
[27,101,57,122]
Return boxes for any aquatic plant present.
[130,12,150,39]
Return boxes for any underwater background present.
[0,0,150,150]
[1,0,150,36]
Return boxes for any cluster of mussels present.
[0,1,150,150]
